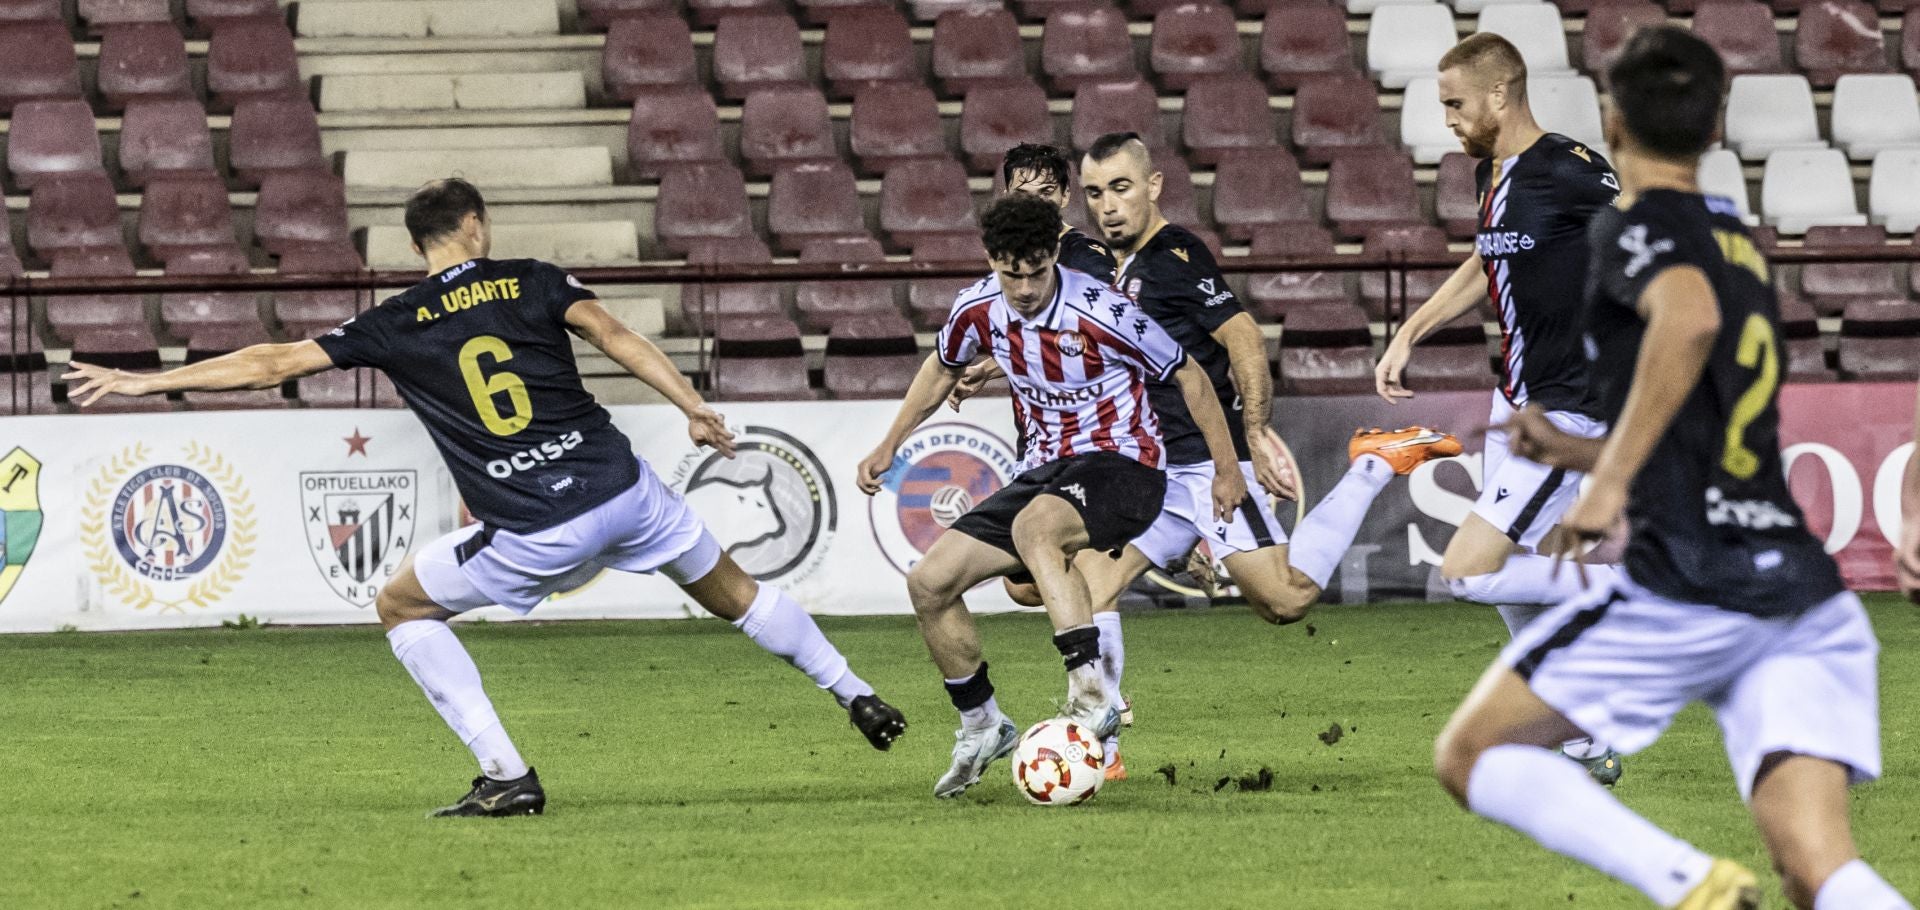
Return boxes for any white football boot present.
[933,716,1019,799]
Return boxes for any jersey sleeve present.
[311,307,389,370]
[935,283,993,367]
[1093,288,1186,381]
[537,262,599,324]
[1603,208,1698,311]
[1142,242,1244,335]
[1556,145,1621,222]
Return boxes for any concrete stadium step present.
[295,0,563,39]
[361,220,640,268]
[342,147,614,189]
[317,72,588,112]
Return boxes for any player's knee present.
[1003,578,1045,607]
[905,563,961,612]
[375,587,428,629]
[1246,582,1317,625]
[1431,720,1484,805]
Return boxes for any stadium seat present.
[1529,76,1606,153]
[98,22,191,110]
[273,244,367,339]
[72,326,163,371]
[1360,225,1452,319]
[1367,4,1456,89]
[184,388,289,411]
[795,0,897,24]
[1150,2,1243,91]
[254,169,352,255]
[1830,75,1920,160]
[1581,0,1669,77]
[45,247,143,344]
[1761,148,1868,233]
[1838,299,1920,379]
[768,162,870,253]
[961,81,1055,174]
[1070,80,1166,152]
[186,0,283,32]
[1042,4,1137,92]
[824,314,922,399]
[933,7,1027,96]
[577,0,676,29]
[1797,0,1889,87]
[1776,294,1833,382]
[686,0,786,28]
[603,15,696,102]
[1435,152,1480,239]
[1869,148,1920,232]
[27,174,123,260]
[680,237,780,332]
[908,232,988,329]
[1278,303,1376,395]
[822,8,918,99]
[797,238,898,331]
[1474,4,1573,77]
[179,315,274,363]
[1291,74,1388,166]
[1326,149,1422,241]
[1800,225,1898,313]
[1347,0,1438,15]
[1261,4,1358,91]
[1402,313,1494,391]
[1182,74,1277,166]
[81,0,175,29]
[1400,78,1458,164]
[627,88,725,180]
[207,18,303,109]
[914,0,983,22]
[710,318,817,401]
[0,21,80,113]
[739,86,836,178]
[298,369,402,408]
[0,2,52,23]
[1210,147,1310,241]
[1153,154,1204,228]
[851,85,949,176]
[229,97,327,187]
[139,174,242,264]
[7,100,105,191]
[1698,148,1756,224]
[881,159,978,251]
[1725,75,1826,161]
[1692,0,1786,76]
[1245,224,1351,320]
[119,99,217,187]
[1906,8,1920,75]
[653,163,754,255]
[713,14,807,101]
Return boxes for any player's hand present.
[856,445,896,496]
[61,362,155,406]
[1374,340,1415,405]
[1551,480,1627,568]
[1497,405,1577,467]
[685,406,736,458]
[946,359,1000,411]
[1211,461,1249,523]
[1899,514,1920,604]
[1248,426,1299,501]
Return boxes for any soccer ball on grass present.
[1011,719,1105,806]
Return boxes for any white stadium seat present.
[1473,4,1574,77]
[1399,78,1459,164]
[1367,3,1457,89]
[296,0,561,38]
[1762,148,1869,234]
[1725,75,1825,162]
[1868,148,1920,233]
[1699,148,1756,225]
[1529,75,1605,155]
[1831,74,1920,161]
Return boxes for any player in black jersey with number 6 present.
[1432,30,1908,909]
[65,178,907,817]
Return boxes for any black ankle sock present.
[943,661,995,712]
[1052,626,1102,672]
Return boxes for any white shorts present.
[1475,395,1606,551]
[1506,573,1882,800]
[415,458,722,614]
[1130,461,1284,568]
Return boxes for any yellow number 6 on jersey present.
[459,335,533,436]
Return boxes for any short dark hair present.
[1607,26,1725,160]
[1001,143,1072,190]
[1086,131,1147,165]
[405,178,487,248]
[1439,33,1529,100]
[980,193,1061,265]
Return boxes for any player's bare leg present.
[1750,754,1907,909]
[906,528,1027,798]
[1009,494,1124,738]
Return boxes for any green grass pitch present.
[6,598,1917,909]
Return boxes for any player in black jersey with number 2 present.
[1431,30,1907,909]
[65,179,907,818]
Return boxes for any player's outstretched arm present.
[1900,385,1920,602]
[1173,356,1248,521]
[1210,312,1283,492]
[565,300,735,456]
[859,354,965,495]
[64,341,334,407]
[1375,252,1487,404]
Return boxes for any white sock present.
[1467,744,1711,907]
[387,619,529,781]
[1452,556,1618,608]
[732,582,874,708]
[1290,454,1394,590]
[1068,662,1106,703]
[1092,611,1125,700]
[1816,860,1913,909]
[1495,603,1552,637]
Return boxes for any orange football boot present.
[1348,427,1462,475]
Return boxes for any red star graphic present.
[344,428,371,457]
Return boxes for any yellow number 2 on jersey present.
[1720,314,1779,480]
[459,335,533,436]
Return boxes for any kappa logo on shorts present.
[672,426,836,583]
[82,443,256,613]
[301,470,416,608]
[1060,483,1088,506]
[0,448,42,606]
[869,423,1017,575]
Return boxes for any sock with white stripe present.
[733,582,874,709]
[1289,454,1394,590]
[1451,556,1618,609]
[1467,744,1711,907]
[1815,860,1912,909]
[387,619,529,781]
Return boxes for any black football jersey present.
[1476,133,1619,416]
[1114,224,1248,465]
[1585,190,1844,616]
[1058,228,1117,285]
[315,258,641,535]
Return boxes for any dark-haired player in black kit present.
[1000,142,1115,283]
[65,178,907,817]
[1432,29,1907,910]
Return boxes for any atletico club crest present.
[0,447,42,605]
[83,443,256,613]
[301,471,416,607]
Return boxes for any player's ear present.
[1146,169,1162,203]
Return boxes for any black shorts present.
[950,451,1167,568]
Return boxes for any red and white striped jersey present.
[938,265,1188,472]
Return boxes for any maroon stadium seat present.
[27,173,123,260]
[627,88,724,180]
[1436,152,1480,240]
[8,100,105,190]
[98,22,192,109]
[711,317,817,401]
[207,18,302,109]
[740,86,837,178]
[797,237,898,331]
[1692,0,1785,77]
[1838,299,1920,379]
[1042,5,1137,92]
[686,0,786,28]
[45,246,143,344]
[577,0,676,29]
[161,245,257,338]
[603,15,696,102]
[654,163,753,255]
[822,8,918,99]
[960,80,1055,174]
[768,161,870,253]
[1245,224,1350,321]
[1326,149,1422,241]
[298,369,402,408]
[1071,80,1166,152]
[183,321,271,360]
[81,0,175,29]
[254,169,351,255]
[1279,302,1376,395]
[72,326,163,372]
[852,84,950,176]
[1291,74,1388,166]
[273,244,367,338]
[1154,154,1204,228]
[1779,293,1835,382]
[139,174,242,264]
[1796,0,1889,87]
[881,159,979,251]
[1150,2,1243,91]
[1582,0,1669,78]
[908,232,988,329]
[119,99,218,186]
[1210,147,1310,241]
[713,14,807,101]
[0,21,81,113]
[186,0,282,32]
[683,237,786,332]
[1401,312,1494,391]
[0,0,63,21]
[798,0,898,26]
[1360,225,1452,319]
[184,388,289,411]
[825,314,922,398]
[1906,9,1920,75]
[1261,4,1355,91]
[1182,74,1276,166]
[933,7,1026,96]
[1801,225,1899,313]
[229,97,326,187]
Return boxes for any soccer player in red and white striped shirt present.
[856,193,1244,799]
